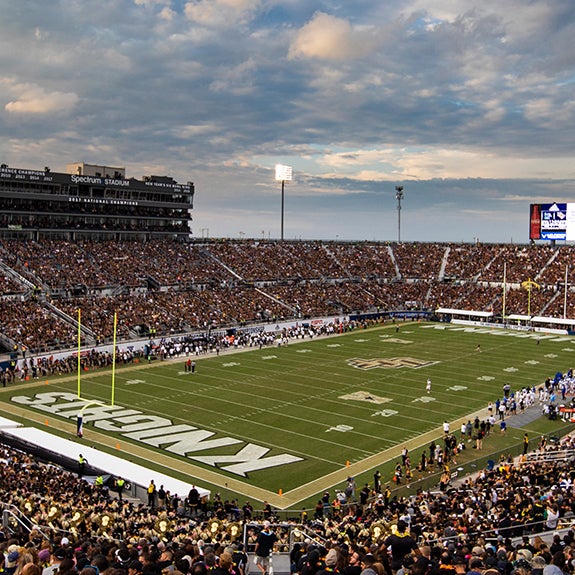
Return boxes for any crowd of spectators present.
[0,273,25,297]
[391,243,448,281]
[327,244,397,280]
[0,239,230,292]
[3,240,575,354]
[443,244,499,281]
[2,429,575,575]
[206,241,357,283]
[0,300,81,354]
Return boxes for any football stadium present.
[1,163,575,574]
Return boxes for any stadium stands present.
[1,432,575,575]
[3,240,575,356]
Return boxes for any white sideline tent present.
[532,316,575,327]
[1,421,210,500]
[436,307,494,318]
[507,314,532,321]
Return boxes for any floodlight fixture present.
[275,164,293,183]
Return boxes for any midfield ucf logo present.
[348,357,435,370]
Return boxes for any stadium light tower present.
[395,185,404,242]
[275,164,293,241]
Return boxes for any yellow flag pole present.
[111,312,118,406]
[77,308,82,398]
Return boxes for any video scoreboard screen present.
[530,203,575,241]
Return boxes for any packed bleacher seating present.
[0,273,26,297]
[2,239,575,354]
[1,430,575,575]
[327,244,397,279]
[391,243,446,280]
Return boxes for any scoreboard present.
[529,203,575,241]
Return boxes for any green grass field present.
[4,321,575,509]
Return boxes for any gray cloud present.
[0,0,573,243]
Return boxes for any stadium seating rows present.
[1,433,575,575]
[1,240,574,354]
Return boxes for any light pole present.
[395,186,404,242]
[275,164,293,241]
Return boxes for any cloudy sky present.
[1,0,575,243]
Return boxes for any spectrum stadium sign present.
[529,202,575,241]
[0,165,193,194]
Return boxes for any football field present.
[3,321,575,508]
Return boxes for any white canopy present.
[436,307,493,318]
